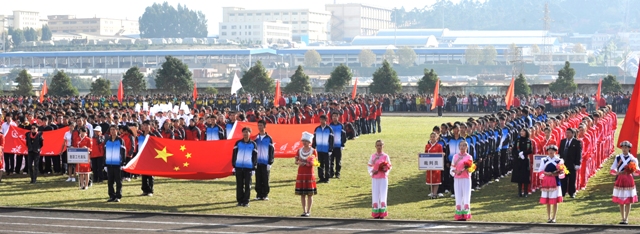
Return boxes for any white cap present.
[301,131,314,142]
[94,126,102,132]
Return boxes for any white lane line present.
[0,222,242,234]
[4,230,64,234]
[0,214,549,234]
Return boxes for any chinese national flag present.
[4,126,68,156]
[505,77,515,110]
[351,77,358,100]
[117,80,124,103]
[274,80,281,107]
[618,64,640,155]
[231,122,316,158]
[596,79,602,103]
[39,80,48,103]
[124,136,235,180]
[431,79,439,110]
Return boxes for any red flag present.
[431,79,440,110]
[596,79,602,104]
[274,80,281,107]
[351,77,358,100]
[39,80,48,103]
[505,77,515,110]
[4,126,68,156]
[117,80,124,103]
[192,82,198,109]
[618,66,640,155]
[124,136,235,180]
[231,122,317,158]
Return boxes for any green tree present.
[531,44,540,54]
[304,50,321,67]
[122,66,147,93]
[325,64,352,93]
[204,87,218,95]
[369,60,401,94]
[240,61,275,93]
[9,29,25,47]
[49,70,79,96]
[507,43,518,64]
[417,68,440,94]
[482,45,497,65]
[514,73,531,95]
[139,2,208,38]
[397,46,417,67]
[284,65,312,94]
[23,28,37,42]
[90,78,112,96]
[358,49,376,67]
[465,45,481,65]
[15,69,34,96]
[549,61,578,94]
[601,74,622,93]
[41,25,52,41]
[155,56,193,94]
[70,76,92,90]
[383,49,396,64]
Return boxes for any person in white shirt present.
[1,115,16,135]
[2,115,17,174]
[63,121,76,182]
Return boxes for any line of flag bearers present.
[426,105,624,222]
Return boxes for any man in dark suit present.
[559,128,582,198]
[26,124,44,184]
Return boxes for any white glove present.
[518,152,524,160]
[104,166,107,172]
[267,165,272,170]
[341,147,345,151]
[251,171,255,176]
[575,165,581,170]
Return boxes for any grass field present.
[0,116,632,224]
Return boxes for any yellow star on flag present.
[174,166,180,171]
[180,145,186,152]
[185,153,192,159]
[183,162,189,167]
[154,147,174,163]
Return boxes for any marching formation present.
[426,104,629,223]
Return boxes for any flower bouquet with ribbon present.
[557,163,569,179]
[378,161,390,173]
[464,159,476,173]
[307,156,320,167]
[624,162,638,174]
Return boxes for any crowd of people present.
[0,91,634,224]
[422,103,631,223]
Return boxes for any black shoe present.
[114,199,120,203]
[242,203,249,207]
[237,203,242,207]
[570,194,575,198]
[107,198,116,202]
[524,194,528,198]
[336,175,340,179]
[518,193,522,197]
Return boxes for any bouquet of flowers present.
[378,161,390,172]
[464,159,476,173]
[624,162,638,174]
[307,156,320,167]
[557,163,569,175]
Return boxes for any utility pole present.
[539,2,555,75]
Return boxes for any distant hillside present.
[392,0,637,33]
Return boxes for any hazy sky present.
[2,0,451,35]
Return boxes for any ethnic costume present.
[75,135,93,174]
[538,156,564,205]
[295,148,318,196]
[368,152,391,218]
[451,153,473,220]
[610,153,639,205]
[425,142,444,185]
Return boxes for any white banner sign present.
[419,153,445,171]
[67,148,90,164]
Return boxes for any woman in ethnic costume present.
[295,131,317,217]
[451,141,473,221]
[538,145,565,223]
[425,132,444,199]
[368,139,392,219]
[610,141,639,225]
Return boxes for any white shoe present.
[475,186,481,190]
[444,190,450,194]
[450,194,455,198]
[65,178,72,182]
[71,178,76,182]
[501,175,505,178]
[471,189,475,192]
[495,179,500,182]
[532,189,536,193]
[437,193,444,198]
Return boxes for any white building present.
[325,3,394,42]
[221,7,331,43]
[12,10,46,29]
[219,21,292,45]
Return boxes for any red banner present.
[231,122,317,158]
[4,126,68,156]
[123,136,234,180]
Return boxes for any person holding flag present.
[138,120,161,196]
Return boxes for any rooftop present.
[350,36,438,47]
